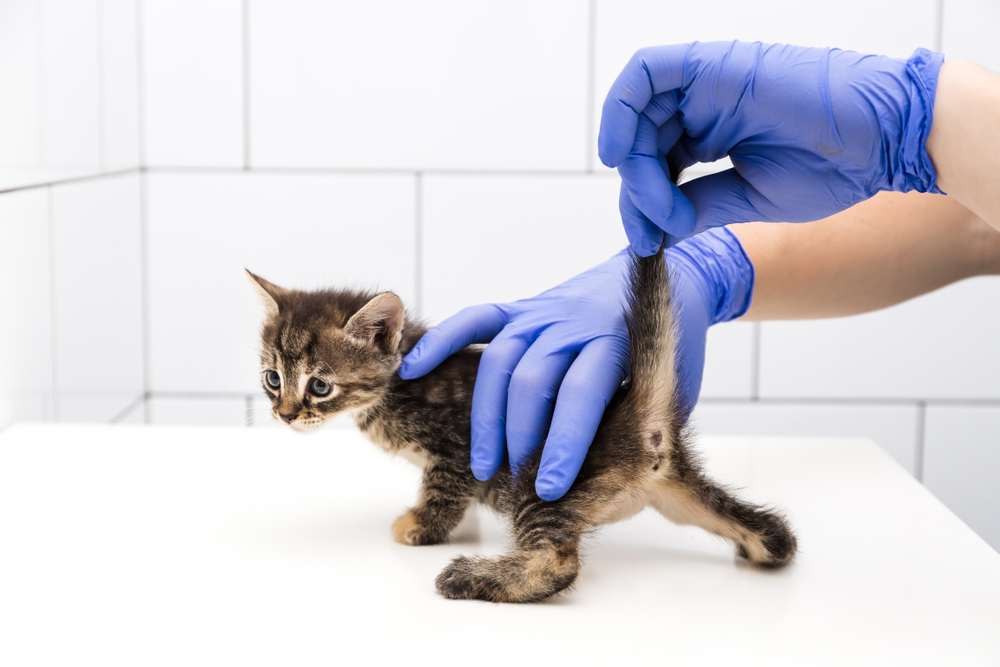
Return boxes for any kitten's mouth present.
[285,417,322,433]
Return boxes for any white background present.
[0,0,997,551]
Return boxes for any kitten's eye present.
[265,371,281,389]
[309,378,332,397]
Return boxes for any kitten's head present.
[246,270,405,432]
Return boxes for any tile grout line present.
[242,0,251,170]
[915,401,927,482]
[0,167,141,197]
[142,165,618,178]
[245,394,254,427]
[584,0,597,173]
[46,185,59,422]
[109,394,146,424]
[698,396,1000,407]
[139,171,151,424]
[414,171,423,315]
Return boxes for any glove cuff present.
[669,226,755,326]
[900,48,946,194]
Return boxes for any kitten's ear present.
[343,292,405,355]
[245,270,288,319]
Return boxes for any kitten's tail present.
[623,244,684,436]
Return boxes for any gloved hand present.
[398,227,755,500]
[599,41,945,255]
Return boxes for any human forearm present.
[927,61,1000,232]
[733,192,1000,321]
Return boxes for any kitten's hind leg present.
[650,476,797,567]
[393,461,476,546]
[435,497,584,603]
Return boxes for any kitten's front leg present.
[392,459,475,546]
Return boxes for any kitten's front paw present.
[391,509,446,546]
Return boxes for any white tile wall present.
[55,395,139,424]
[141,0,244,166]
[924,406,1000,552]
[700,321,755,399]
[421,173,626,323]
[943,0,1000,73]
[592,0,939,170]
[692,402,921,475]
[39,0,102,167]
[49,173,143,420]
[759,277,1000,400]
[0,189,53,429]
[145,172,417,394]
[0,0,42,167]
[145,396,249,426]
[249,0,589,170]
[100,0,140,169]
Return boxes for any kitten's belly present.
[588,475,659,526]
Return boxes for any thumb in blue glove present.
[398,227,754,500]
[599,41,945,255]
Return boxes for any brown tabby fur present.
[248,247,797,603]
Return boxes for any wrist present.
[668,227,755,325]
[898,48,946,194]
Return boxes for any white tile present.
[40,0,103,167]
[691,401,921,475]
[592,0,938,170]
[0,0,42,167]
[249,0,588,170]
[100,0,140,169]
[146,396,249,426]
[0,189,53,429]
[49,174,143,401]
[54,394,140,423]
[759,277,1000,400]
[142,0,243,166]
[421,174,627,323]
[700,321,754,399]
[924,405,1000,552]
[146,172,416,394]
[943,0,1000,73]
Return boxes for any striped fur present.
[250,238,796,604]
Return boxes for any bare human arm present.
[927,61,1000,233]
[733,191,1000,322]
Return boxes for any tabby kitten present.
[248,248,796,603]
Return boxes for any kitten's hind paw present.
[391,509,448,546]
[435,550,579,603]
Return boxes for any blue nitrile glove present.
[398,227,754,500]
[599,41,945,255]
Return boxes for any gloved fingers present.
[469,333,532,481]
[643,91,679,127]
[398,303,508,380]
[504,333,578,473]
[616,115,675,231]
[656,114,684,156]
[599,44,690,167]
[678,168,778,229]
[619,182,665,257]
[534,336,630,501]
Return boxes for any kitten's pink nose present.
[279,412,295,424]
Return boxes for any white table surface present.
[1,423,998,666]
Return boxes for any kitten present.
[247,248,796,603]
